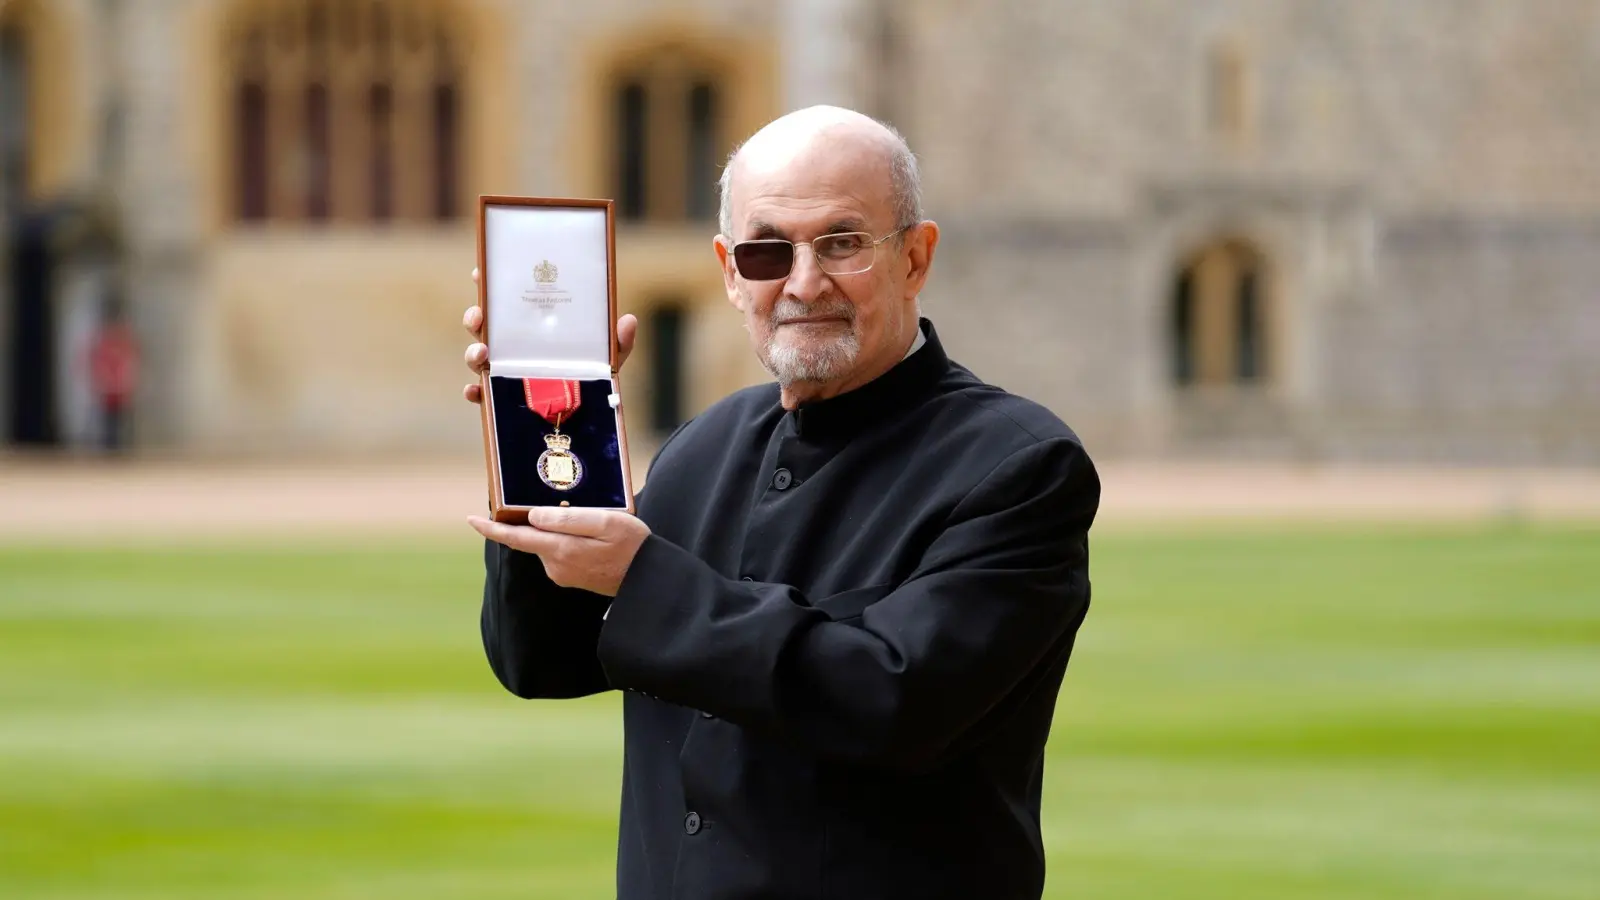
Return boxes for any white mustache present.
[770,298,856,326]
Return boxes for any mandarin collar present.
[790,318,946,439]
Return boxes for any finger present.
[463,305,483,338]
[463,383,482,404]
[470,266,480,284]
[616,314,638,370]
[465,342,488,374]
[468,515,565,555]
[526,506,616,539]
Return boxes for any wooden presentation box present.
[476,196,635,521]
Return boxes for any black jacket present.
[481,319,1100,899]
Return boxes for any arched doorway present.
[1169,238,1272,388]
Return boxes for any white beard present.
[749,294,861,385]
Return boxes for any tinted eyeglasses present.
[730,226,911,281]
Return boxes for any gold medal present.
[537,429,584,491]
[524,379,586,492]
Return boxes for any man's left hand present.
[469,508,651,597]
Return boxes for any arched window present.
[226,0,466,225]
[610,47,727,223]
[1170,240,1271,387]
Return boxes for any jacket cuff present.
[595,534,691,687]
[595,534,812,720]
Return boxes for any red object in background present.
[90,323,140,411]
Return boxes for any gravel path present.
[2,454,1597,543]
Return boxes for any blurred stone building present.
[3,0,1598,464]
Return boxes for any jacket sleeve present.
[479,417,697,700]
[480,539,613,699]
[595,437,1099,770]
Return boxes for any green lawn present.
[1,525,1597,898]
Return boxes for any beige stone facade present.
[3,0,1599,464]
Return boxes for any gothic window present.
[235,79,269,220]
[432,79,460,219]
[367,82,393,219]
[226,0,466,225]
[684,81,719,221]
[1170,241,1271,387]
[615,81,648,220]
[611,49,727,223]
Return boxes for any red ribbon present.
[522,378,582,426]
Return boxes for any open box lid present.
[479,197,617,379]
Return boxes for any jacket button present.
[684,811,702,835]
[740,576,754,582]
[772,468,793,490]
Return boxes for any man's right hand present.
[462,266,638,404]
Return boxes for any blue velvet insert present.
[491,376,627,508]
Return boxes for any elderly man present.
[460,105,1099,899]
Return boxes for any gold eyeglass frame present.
[730,225,913,280]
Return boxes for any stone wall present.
[900,0,1600,218]
[10,0,1600,464]
[1314,216,1600,464]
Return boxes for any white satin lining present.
[488,359,615,379]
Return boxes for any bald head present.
[717,105,922,239]
[709,105,941,406]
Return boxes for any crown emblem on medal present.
[544,432,572,451]
[534,259,558,285]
